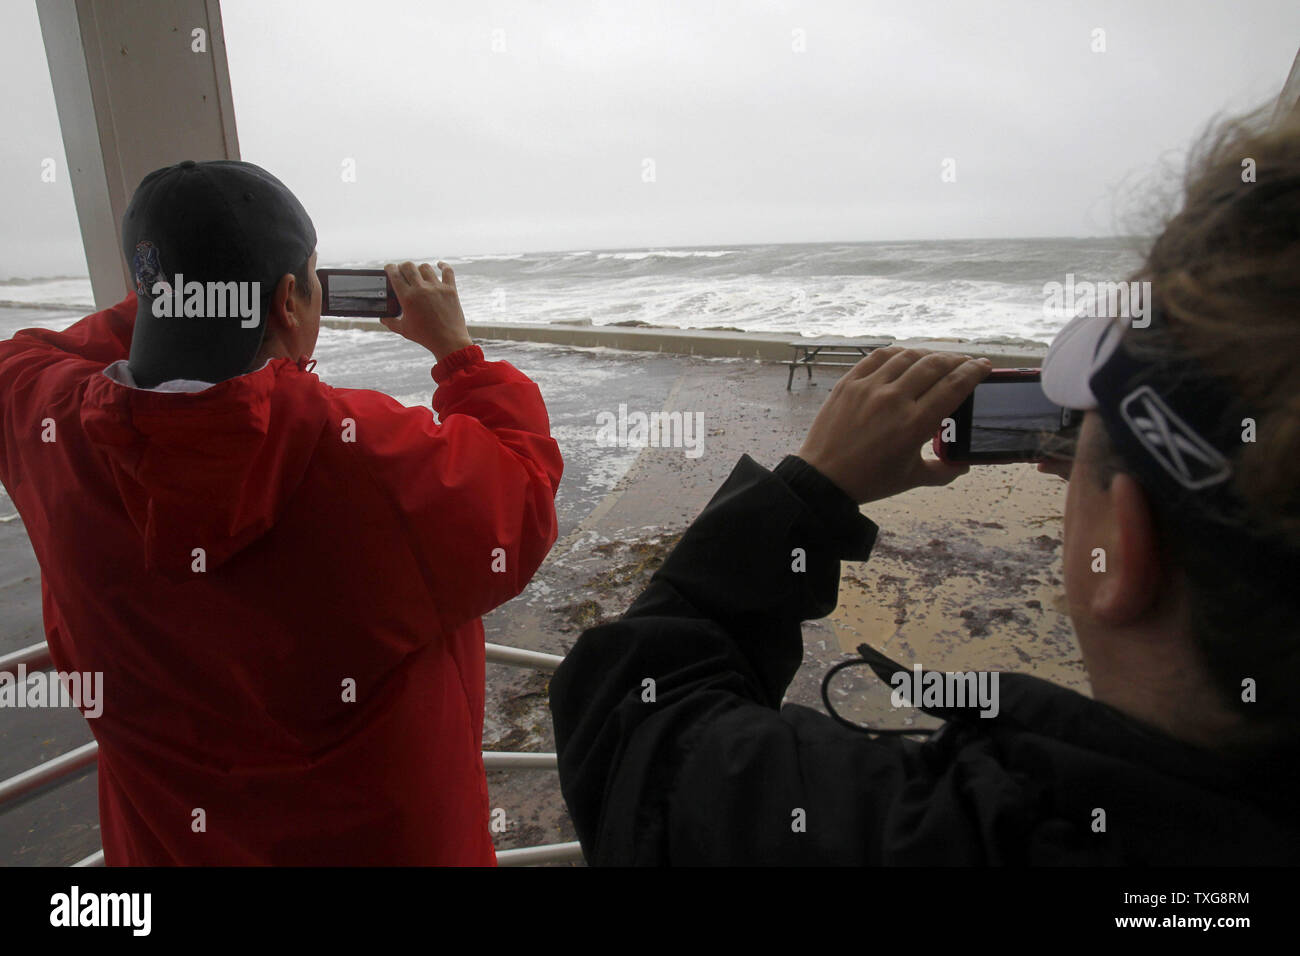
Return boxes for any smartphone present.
[317,269,400,318]
[932,369,1077,464]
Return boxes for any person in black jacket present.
[549,110,1300,865]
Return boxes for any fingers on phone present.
[921,458,971,486]
[384,263,409,290]
[397,261,420,284]
[917,357,992,419]
[418,263,438,282]
[873,347,931,383]
[844,346,902,381]
[894,351,968,398]
[437,262,456,288]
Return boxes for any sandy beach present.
[0,319,1079,865]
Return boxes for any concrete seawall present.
[321,318,1048,367]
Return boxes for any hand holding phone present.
[318,262,474,361]
[381,261,474,362]
[932,369,1078,464]
[797,348,991,504]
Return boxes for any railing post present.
[495,841,585,866]
[0,741,99,808]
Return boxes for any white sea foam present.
[3,239,1143,350]
[594,249,737,260]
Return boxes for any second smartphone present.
[317,268,400,318]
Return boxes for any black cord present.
[820,656,937,736]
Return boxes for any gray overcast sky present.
[3,0,1299,275]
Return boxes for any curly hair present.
[1096,103,1300,740]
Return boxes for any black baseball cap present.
[122,159,316,387]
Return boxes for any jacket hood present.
[80,358,328,581]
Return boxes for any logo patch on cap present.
[132,240,167,297]
[1119,385,1231,490]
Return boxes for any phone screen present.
[969,380,1063,454]
[326,274,389,314]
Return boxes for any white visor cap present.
[1041,311,1130,410]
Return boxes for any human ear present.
[273,272,299,328]
[1090,473,1163,625]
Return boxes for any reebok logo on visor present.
[1119,385,1231,490]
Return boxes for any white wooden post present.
[35,0,240,309]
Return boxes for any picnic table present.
[786,337,894,389]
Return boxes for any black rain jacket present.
[550,454,1300,865]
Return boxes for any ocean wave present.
[0,275,87,286]
[454,253,526,263]
[5,239,1139,345]
[594,249,738,261]
[0,299,90,312]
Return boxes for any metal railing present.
[0,641,52,676]
[1,640,580,866]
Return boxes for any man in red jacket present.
[0,160,563,865]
